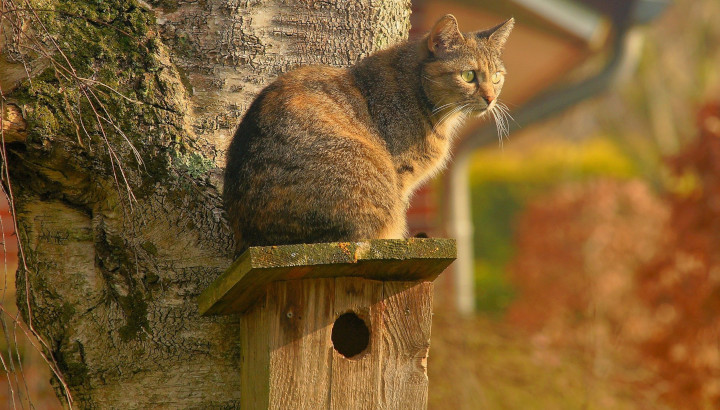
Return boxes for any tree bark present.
[2,0,410,407]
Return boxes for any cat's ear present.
[478,18,515,51]
[428,14,465,56]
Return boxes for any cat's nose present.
[483,94,495,105]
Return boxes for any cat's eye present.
[461,70,476,83]
[492,72,504,84]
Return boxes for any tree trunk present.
[1,0,410,407]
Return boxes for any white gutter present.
[510,0,609,48]
[449,152,475,314]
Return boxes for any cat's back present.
[255,65,370,127]
[223,65,403,251]
[226,64,390,184]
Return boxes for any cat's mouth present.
[469,106,490,117]
[469,99,498,117]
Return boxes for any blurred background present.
[408,0,720,408]
[3,0,720,408]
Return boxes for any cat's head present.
[422,14,514,118]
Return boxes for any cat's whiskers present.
[432,102,469,138]
[490,108,504,148]
[422,75,443,85]
[432,101,459,115]
[432,101,464,125]
[496,102,518,128]
[498,106,513,139]
[436,101,474,138]
[497,106,510,136]
[499,108,511,138]
[447,103,472,138]
[489,101,514,147]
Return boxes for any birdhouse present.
[198,238,456,409]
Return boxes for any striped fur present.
[224,15,514,252]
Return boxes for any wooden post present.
[198,238,456,409]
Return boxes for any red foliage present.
[507,178,669,406]
[507,179,667,335]
[634,102,720,407]
[507,101,720,408]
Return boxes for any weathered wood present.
[241,279,335,409]
[199,238,456,316]
[240,294,271,410]
[209,239,454,409]
[267,279,334,409]
[238,277,438,410]
[330,277,384,409]
[380,281,433,409]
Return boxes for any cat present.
[223,14,514,252]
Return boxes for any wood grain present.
[268,279,335,409]
[240,295,271,409]
[242,279,336,409]
[380,281,434,409]
[239,278,437,409]
[330,277,384,409]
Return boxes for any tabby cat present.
[224,14,514,252]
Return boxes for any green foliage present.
[470,137,636,184]
[474,260,516,316]
[468,137,637,313]
[470,182,522,315]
